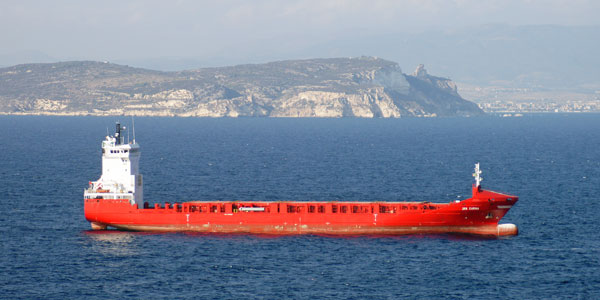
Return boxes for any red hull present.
[85,186,518,236]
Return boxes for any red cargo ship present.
[84,123,518,236]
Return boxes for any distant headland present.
[0,57,483,118]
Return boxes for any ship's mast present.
[131,116,136,144]
[473,163,483,188]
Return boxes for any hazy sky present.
[1,0,599,67]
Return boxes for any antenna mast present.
[473,163,483,187]
[131,116,136,143]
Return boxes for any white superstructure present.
[84,123,143,207]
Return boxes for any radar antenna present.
[473,163,483,187]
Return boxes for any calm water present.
[0,115,599,299]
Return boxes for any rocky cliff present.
[0,57,483,117]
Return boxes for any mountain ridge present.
[0,57,483,118]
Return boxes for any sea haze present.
[0,115,599,299]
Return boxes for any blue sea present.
[1,115,599,299]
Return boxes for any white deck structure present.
[84,123,143,207]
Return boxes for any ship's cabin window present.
[318,205,325,213]
[340,206,347,213]
[108,149,129,154]
[332,205,338,213]
[411,206,418,210]
[308,205,315,213]
[402,205,408,210]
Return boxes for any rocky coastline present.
[0,57,483,118]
